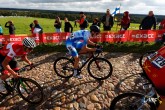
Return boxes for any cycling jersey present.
[66,30,90,57]
[143,46,165,97]
[0,43,28,60]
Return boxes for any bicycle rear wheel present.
[87,58,113,80]
[110,92,156,110]
[17,78,44,104]
[54,57,74,78]
[139,50,156,68]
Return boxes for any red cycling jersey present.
[143,46,165,96]
[0,43,28,60]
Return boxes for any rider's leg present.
[73,56,82,78]
[79,46,97,58]
[0,71,10,91]
[79,46,96,53]
[0,71,10,80]
[66,45,82,78]
[73,56,79,70]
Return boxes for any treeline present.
[0,8,165,23]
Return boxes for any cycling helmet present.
[22,37,36,48]
[90,25,100,32]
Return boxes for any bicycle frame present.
[70,52,100,71]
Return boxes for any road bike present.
[54,49,113,80]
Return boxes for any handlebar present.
[17,64,35,74]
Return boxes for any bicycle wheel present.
[110,92,156,110]
[54,57,74,78]
[139,50,156,68]
[87,58,113,80]
[17,78,44,104]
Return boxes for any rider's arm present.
[2,57,19,77]
[87,39,96,46]
[21,55,32,65]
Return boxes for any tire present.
[54,57,74,78]
[139,50,156,68]
[17,78,44,104]
[87,58,113,80]
[110,92,156,110]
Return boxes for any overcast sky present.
[0,0,165,15]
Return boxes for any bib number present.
[152,56,165,68]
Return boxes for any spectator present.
[29,22,34,34]
[118,11,130,31]
[74,20,77,28]
[139,11,156,30]
[0,24,3,35]
[5,21,15,35]
[101,9,114,31]
[92,18,101,27]
[54,16,62,33]
[64,17,73,33]
[159,19,165,30]
[76,12,88,30]
[33,20,43,34]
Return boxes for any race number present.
[152,55,165,68]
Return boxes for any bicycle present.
[53,48,113,80]
[110,52,162,110]
[0,65,44,104]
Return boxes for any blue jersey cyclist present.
[66,25,101,78]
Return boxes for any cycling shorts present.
[0,54,19,75]
[65,38,85,57]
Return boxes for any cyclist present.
[65,25,102,79]
[143,46,165,110]
[0,37,36,91]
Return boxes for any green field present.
[0,16,140,35]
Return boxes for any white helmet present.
[22,37,36,48]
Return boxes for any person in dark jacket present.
[139,11,156,30]
[54,16,62,33]
[92,18,100,27]
[101,9,114,31]
[5,21,15,35]
[64,17,73,33]
[118,11,130,30]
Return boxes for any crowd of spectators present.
[0,9,164,35]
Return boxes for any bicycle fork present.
[19,79,30,94]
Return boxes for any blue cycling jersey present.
[66,30,91,57]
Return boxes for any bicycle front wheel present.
[54,57,74,78]
[17,78,44,104]
[110,92,156,110]
[87,58,113,80]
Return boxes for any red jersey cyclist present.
[0,37,36,91]
[143,46,165,110]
